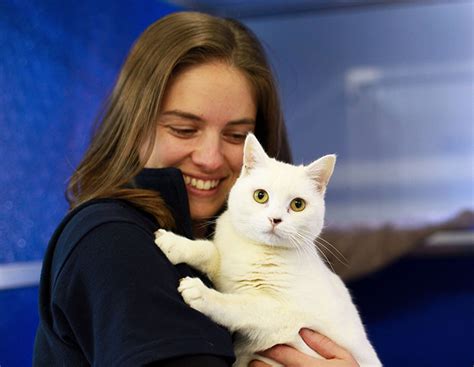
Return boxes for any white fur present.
[155,134,382,367]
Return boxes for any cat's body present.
[155,134,381,367]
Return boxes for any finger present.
[259,344,317,367]
[299,328,354,360]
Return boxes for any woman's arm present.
[53,221,234,366]
[249,329,359,367]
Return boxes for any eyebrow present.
[160,109,255,126]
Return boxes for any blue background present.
[0,0,181,264]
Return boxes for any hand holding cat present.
[249,328,360,367]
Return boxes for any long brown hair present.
[67,11,292,227]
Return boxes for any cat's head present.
[227,134,336,248]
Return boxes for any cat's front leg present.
[178,277,252,333]
[178,277,298,351]
[154,229,191,265]
[178,276,213,314]
[154,230,219,277]
[179,276,254,331]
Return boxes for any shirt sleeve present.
[52,221,234,367]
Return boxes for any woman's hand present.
[249,328,359,367]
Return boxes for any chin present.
[253,231,287,248]
[189,198,225,220]
[191,212,213,221]
[190,206,220,221]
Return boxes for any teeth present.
[183,175,220,191]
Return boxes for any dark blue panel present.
[349,255,474,366]
[0,286,39,367]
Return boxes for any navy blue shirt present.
[33,168,235,366]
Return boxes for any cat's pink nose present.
[269,217,282,226]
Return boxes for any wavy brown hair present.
[67,11,292,228]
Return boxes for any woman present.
[34,11,355,366]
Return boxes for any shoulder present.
[44,201,235,365]
[68,198,156,231]
[45,199,158,288]
[50,198,183,314]
[59,198,157,251]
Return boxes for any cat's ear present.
[306,154,336,193]
[242,133,268,175]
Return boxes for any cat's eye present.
[253,189,269,204]
[290,198,306,212]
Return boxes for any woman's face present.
[145,61,257,221]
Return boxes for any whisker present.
[294,228,349,267]
[286,232,304,259]
[288,236,304,262]
[193,216,221,238]
[286,231,318,259]
[315,243,336,273]
[289,230,336,272]
[290,231,319,262]
[317,235,349,264]
[314,239,349,268]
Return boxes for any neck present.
[192,220,208,239]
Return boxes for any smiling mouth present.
[183,174,221,191]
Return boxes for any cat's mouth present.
[182,174,221,192]
[265,227,283,239]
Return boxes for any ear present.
[306,154,336,192]
[242,133,268,175]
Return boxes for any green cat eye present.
[290,198,306,212]
[253,189,269,204]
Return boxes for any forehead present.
[161,61,257,124]
[246,161,316,197]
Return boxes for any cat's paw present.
[154,229,187,265]
[178,277,209,313]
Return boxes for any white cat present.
[155,134,381,367]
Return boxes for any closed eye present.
[223,131,247,144]
[168,126,197,138]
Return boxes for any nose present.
[191,134,225,172]
[269,217,282,226]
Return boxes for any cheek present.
[147,128,190,168]
[225,145,244,175]
[294,210,322,235]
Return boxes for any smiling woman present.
[64,12,291,230]
[145,62,257,227]
[33,11,293,367]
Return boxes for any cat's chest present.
[215,242,294,294]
